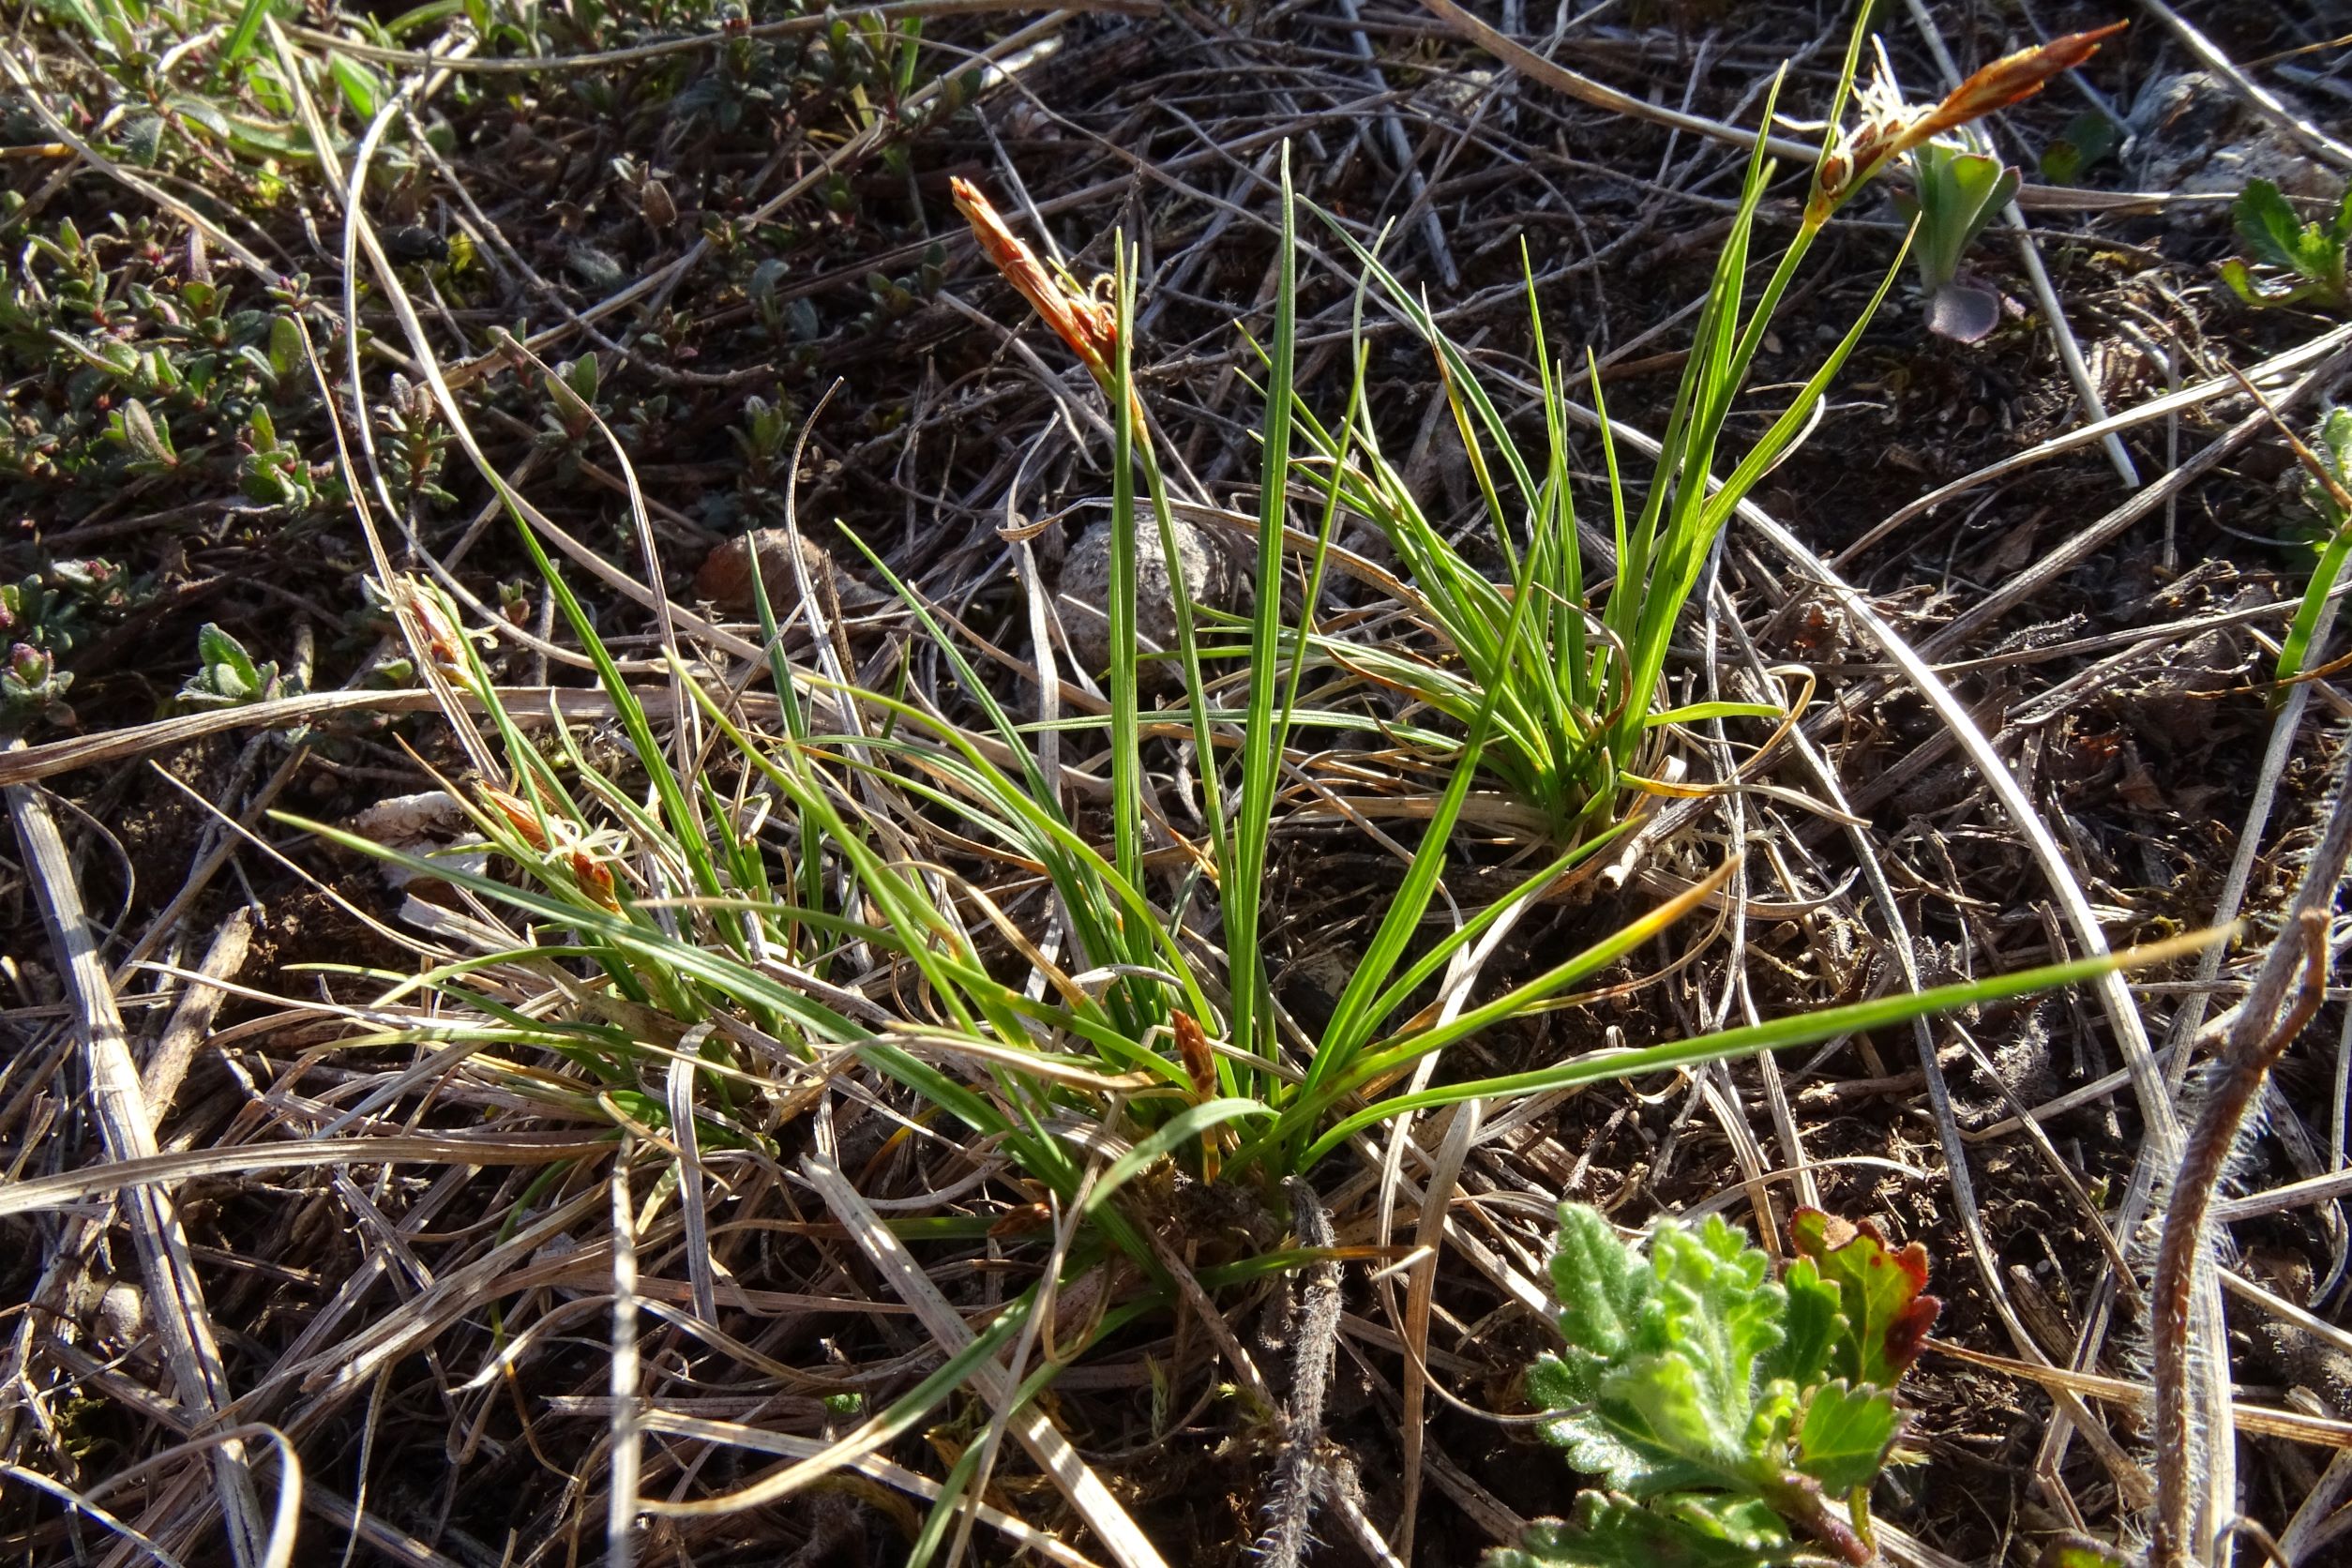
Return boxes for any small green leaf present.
[567,245,627,291]
[1787,1208,1940,1386]
[1794,1380,1900,1492]
[2038,111,2118,184]
[167,93,235,144]
[327,54,385,122]
[563,353,600,405]
[183,624,283,709]
[747,257,789,308]
[116,400,176,468]
[1550,1204,1648,1363]
[269,314,305,381]
[1761,1261,1840,1391]
[1530,1353,1655,1488]
[1900,142,2020,339]
[2220,257,2283,308]
[118,112,165,167]
[1596,1354,1730,1480]
[199,623,263,686]
[2236,179,2309,271]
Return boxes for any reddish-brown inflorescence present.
[951,177,1119,384]
[1809,22,2126,223]
[479,783,620,911]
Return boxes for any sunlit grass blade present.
[1297,926,2231,1168]
[2278,528,2352,691]
[1225,146,1298,1080]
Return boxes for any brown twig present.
[2151,742,2352,1566]
[1257,1178,1343,1568]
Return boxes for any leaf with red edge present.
[1787,1208,1941,1387]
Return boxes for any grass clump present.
[234,5,2192,1558]
[1252,17,2125,851]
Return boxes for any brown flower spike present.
[1810,22,2125,221]
[1913,22,2125,144]
[952,177,1118,382]
[478,783,620,911]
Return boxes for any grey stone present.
[2128,71,2344,203]
[1056,511,1218,674]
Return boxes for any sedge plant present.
[1248,15,2127,852]
[307,8,2197,1550]
[883,7,2165,1188]
[300,555,2221,1557]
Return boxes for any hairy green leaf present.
[1512,1200,1939,1568]
[1593,1217,1789,1488]
[1794,1380,1900,1492]
[1550,1203,1649,1363]
[2234,179,2309,271]
[2225,181,2351,311]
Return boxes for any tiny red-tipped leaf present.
[1789,1206,1942,1386]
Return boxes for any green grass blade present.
[1108,234,1145,910]
[218,0,275,72]
[1296,927,2229,1168]
[2276,528,2352,691]
[1227,148,1299,1069]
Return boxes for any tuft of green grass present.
[293,8,2195,1548]
[1217,13,2126,853]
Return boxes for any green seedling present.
[0,557,134,729]
[539,353,604,445]
[179,621,291,709]
[2037,109,2118,185]
[2,641,73,726]
[1494,1204,1939,1568]
[1896,140,2019,342]
[2221,179,2352,313]
[378,373,456,509]
[2272,405,2352,700]
[0,559,131,653]
[236,403,319,510]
